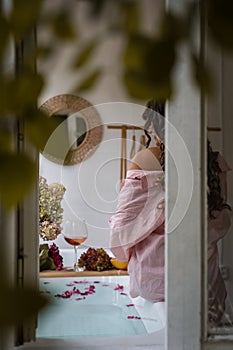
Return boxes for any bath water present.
[38,277,150,338]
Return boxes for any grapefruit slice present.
[110,258,128,270]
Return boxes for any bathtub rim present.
[18,329,165,348]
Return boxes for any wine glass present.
[62,219,88,272]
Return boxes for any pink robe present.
[109,156,231,317]
[109,170,165,302]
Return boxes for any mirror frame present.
[40,94,103,165]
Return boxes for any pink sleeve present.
[109,171,165,261]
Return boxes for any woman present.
[109,100,165,302]
[109,100,231,324]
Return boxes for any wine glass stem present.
[74,246,78,271]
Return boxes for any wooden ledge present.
[40,268,128,278]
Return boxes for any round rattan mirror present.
[40,94,103,165]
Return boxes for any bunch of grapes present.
[78,248,114,272]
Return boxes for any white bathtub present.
[18,250,165,350]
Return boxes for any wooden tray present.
[40,267,128,278]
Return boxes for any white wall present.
[40,102,150,249]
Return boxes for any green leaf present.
[75,69,101,93]
[40,256,56,271]
[33,46,53,60]
[123,34,152,71]
[208,0,233,50]
[192,54,213,95]
[14,71,44,111]
[10,0,43,41]
[24,110,61,150]
[0,285,49,327]
[23,46,53,69]
[0,77,13,114]
[85,0,107,18]
[0,152,37,210]
[123,33,175,98]
[2,70,44,115]
[0,13,10,56]
[73,41,98,69]
[144,38,176,84]
[41,116,73,164]
[50,11,76,41]
[0,128,11,153]
[160,11,188,42]
[121,1,140,34]
[39,244,57,271]
[123,34,176,88]
[39,244,49,259]
[123,69,173,100]
[123,70,153,100]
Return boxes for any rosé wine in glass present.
[64,237,87,246]
[63,219,88,271]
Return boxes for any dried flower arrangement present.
[39,176,66,271]
[39,176,66,241]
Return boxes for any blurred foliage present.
[122,1,209,99]
[49,10,76,41]
[0,0,233,332]
[0,281,49,328]
[72,40,98,69]
[120,0,140,35]
[74,68,102,93]
[1,0,233,210]
[0,152,36,209]
[0,0,98,213]
[207,0,233,50]
[121,0,233,99]
[10,0,43,42]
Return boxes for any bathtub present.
[19,250,165,350]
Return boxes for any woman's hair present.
[143,99,166,171]
[146,100,165,117]
[143,101,231,217]
[207,140,231,219]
